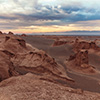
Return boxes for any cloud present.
[0,0,100,32]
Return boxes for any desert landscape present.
[0,0,100,99]
[0,32,100,99]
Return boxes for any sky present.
[0,0,100,34]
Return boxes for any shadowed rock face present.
[8,31,14,35]
[0,31,3,34]
[0,51,18,82]
[74,38,100,51]
[0,73,100,100]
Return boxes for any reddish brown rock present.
[21,34,27,37]
[74,38,100,51]
[0,31,3,34]
[8,31,14,35]
[53,40,67,46]
[11,50,74,83]
[0,51,18,82]
[67,50,96,74]
[0,34,73,83]
[3,36,27,54]
[69,50,89,67]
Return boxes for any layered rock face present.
[53,40,67,46]
[74,38,100,51]
[67,49,96,74]
[65,38,100,74]
[0,35,23,81]
[69,50,89,67]
[3,36,27,54]
[0,34,73,83]
[11,50,73,82]
[53,39,74,46]
[0,51,18,81]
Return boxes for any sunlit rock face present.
[69,50,89,67]
[67,49,96,74]
[0,33,73,84]
[74,38,100,51]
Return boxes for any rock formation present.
[0,73,100,100]
[69,50,89,66]
[0,31,3,34]
[21,34,27,37]
[0,51,18,82]
[8,31,14,35]
[0,34,73,83]
[53,39,74,46]
[0,34,100,100]
[74,38,100,51]
[11,50,73,83]
[53,40,67,46]
[66,50,96,74]
[2,36,27,54]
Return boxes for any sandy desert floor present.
[21,35,100,93]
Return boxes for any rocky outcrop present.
[53,39,74,46]
[0,51,18,82]
[74,38,100,51]
[53,40,67,46]
[8,31,14,35]
[11,49,74,83]
[67,50,96,74]
[3,36,27,54]
[69,50,89,67]
[0,73,100,100]
[21,34,27,37]
[0,31,3,34]
[0,34,73,83]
